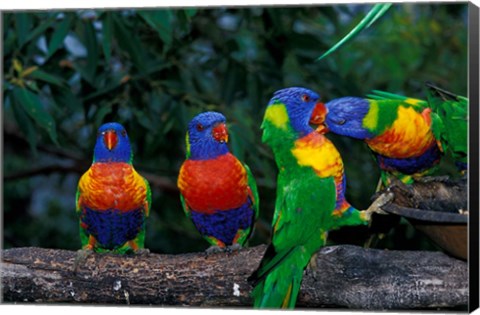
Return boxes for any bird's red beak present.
[212,123,229,143]
[310,102,329,134]
[104,130,118,151]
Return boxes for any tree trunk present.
[1,245,468,310]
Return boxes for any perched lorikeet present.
[322,93,443,187]
[248,87,391,309]
[177,111,259,252]
[76,122,151,254]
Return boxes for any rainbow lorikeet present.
[248,87,392,309]
[322,92,443,187]
[177,112,259,252]
[76,122,151,254]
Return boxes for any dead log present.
[1,245,468,309]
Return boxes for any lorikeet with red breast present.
[76,122,151,255]
[177,111,259,253]
[248,87,392,308]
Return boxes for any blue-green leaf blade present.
[47,13,74,58]
[317,3,392,61]
[101,12,113,65]
[137,10,173,48]
[29,69,67,87]
[12,86,59,145]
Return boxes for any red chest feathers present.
[178,153,249,213]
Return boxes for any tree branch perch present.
[1,245,468,309]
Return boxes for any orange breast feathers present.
[291,132,344,184]
[77,163,148,212]
[365,106,437,158]
[177,153,250,214]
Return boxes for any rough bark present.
[1,245,468,310]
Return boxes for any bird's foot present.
[415,175,450,183]
[362,192,394,222]
[305,253,318,281]
[205,245,225,256]
[73,248,93,274]
[226,243,243,253]
[134,248,150,256]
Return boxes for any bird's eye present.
[301,94,311,102]
[196,123,204,131]
[121,130,127,137]
[337,119,346,125]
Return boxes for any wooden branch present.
[1,245,467,309]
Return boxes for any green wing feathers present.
[245,163,260,220]
[426,83,468,167]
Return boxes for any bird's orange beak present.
[310,102,329,134]
[104,130,118,151]
[212,123,229,143]
[310,102,327,125]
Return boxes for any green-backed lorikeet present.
[248,87,391,309]
[76,122,151,254]
[177,111,259,252]
[322,92,443,187]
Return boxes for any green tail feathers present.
[249,246,309,309]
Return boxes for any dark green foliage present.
[3,4,467,253]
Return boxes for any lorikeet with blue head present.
[76,122,151,255]
[177,111,259,253]
[322,92,444,188]
[248,87,392,309]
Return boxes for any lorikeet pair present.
[249,87,393,308]
[76,114,259,255]
[249,84,466,308]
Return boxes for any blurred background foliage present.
[3,3,468,254]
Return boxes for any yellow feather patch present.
[281,283,293,308]
[185,132,191,157]
[366,106,436,158]
[291,133,343,180]
[404,97,424,107]
[362,100,379,130]
[264,104,289,130]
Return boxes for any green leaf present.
[101,12,113,64]
[83,20,99,82]
[50,86,83,112]
[112,13,147,73]
[14,13,33,47]
[94,105,113,128]
[317,3,392,61]
[29,69,67,87]
[21,15,57,49]
[47,13,74,58]
[137,10,173,48]
[12,87,59,145]
[10,93,38,156]
[184,8,197,18]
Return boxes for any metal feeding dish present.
[381,177,468,260]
